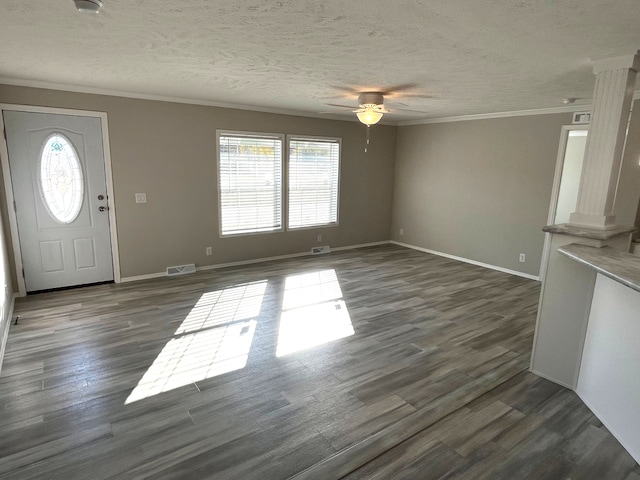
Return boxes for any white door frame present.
[538,124,589,282]
[0,104,121,296]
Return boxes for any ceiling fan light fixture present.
[356,109,383,126]
[74,0,103,14]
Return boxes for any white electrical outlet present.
[135,193,147,203]
[206,247,212,256]
[399,228,404,235]
[519,253,526,263]
[317,234,322,242]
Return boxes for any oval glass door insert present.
[39,134,84,224]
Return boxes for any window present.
[39,133,84,224]
[288,137,340,229]
[217,131,341,236]
[218,132,283,236]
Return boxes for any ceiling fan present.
[323,89,430,152]
[336,92,389,126]
[323,90,430,126]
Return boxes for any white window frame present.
[286,135,341,231]
[216,130,285,237]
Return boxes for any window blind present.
[218,133,283,235]
[288,137,340,229]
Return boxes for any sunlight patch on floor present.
[125,280,267,404]
[276,269,354,357]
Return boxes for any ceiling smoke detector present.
[74,0,103,14]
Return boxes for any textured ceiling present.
[1,1,640,123]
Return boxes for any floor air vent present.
[311,246,331,255]
[166,264,196,276]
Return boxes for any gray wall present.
[391,113,573,277]
[2,83,638,286]
[0,84,396,278]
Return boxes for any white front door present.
[4,111,114,292]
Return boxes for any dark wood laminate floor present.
[343,370,640,480]
[0,245,635,479]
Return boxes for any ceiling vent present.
[572,112,591,125]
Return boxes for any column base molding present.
[543,223,635,249]
[568,212,616,229]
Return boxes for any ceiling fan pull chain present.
[365,125,370,153]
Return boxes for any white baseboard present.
[528,367,576,390]
[196,251,311,272]
[121,240,540,283]
[331,241,390,252]
[121,241,392,282]
[0,293,17,375]
[391,241,540,281]
[119,272,167,283]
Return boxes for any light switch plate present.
[135,193,147,203]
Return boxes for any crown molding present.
[2,77,638,128]
[398,91,640,126]
[396,104,591,126]
[0,76,363,123]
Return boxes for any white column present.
[569,52,640,228]
[532,52,638,389]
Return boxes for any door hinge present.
[2,127,6,141]
[13,201,16,212]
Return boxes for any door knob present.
[99,206,108,212]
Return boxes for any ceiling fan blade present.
[328,85,361,96]
[380,83,419,95]
[318,110,353,114]
[388,107,430,115]
[326,103,357,109]
[382,83,436,101]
